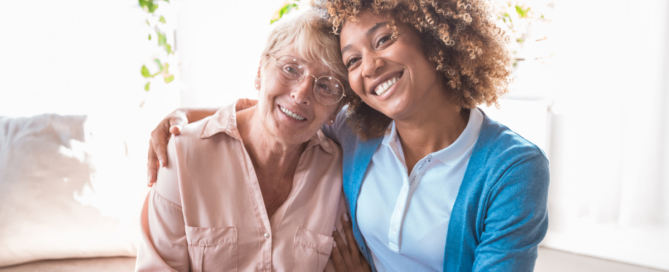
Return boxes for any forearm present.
[186,107,220,123]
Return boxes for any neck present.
[237,107,306,180]
[394,90,469,173]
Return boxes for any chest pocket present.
[186,226,237,272]
[292,227,333,272]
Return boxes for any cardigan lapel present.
[343,135,383,263]
[443,109,495,272]
[346,136,383,222]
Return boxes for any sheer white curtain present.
[541,0,669,270]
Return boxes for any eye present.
[377,34,393,48]
[317,83,332,94]
[282,64,302,79]
[284,66,298,74]
[345,57,360,69]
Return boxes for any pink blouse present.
[136,99,344,272]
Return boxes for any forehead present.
[340,11,391,47]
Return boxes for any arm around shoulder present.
[472,153,550,272]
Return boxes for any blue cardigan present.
[322,108,550,272]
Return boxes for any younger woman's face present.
[340,10,445,121]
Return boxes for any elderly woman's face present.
[255,49,342,145]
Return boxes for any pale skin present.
[237,48,341,217]
[147,10,470,272]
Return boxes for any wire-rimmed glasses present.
[271,55,346,106]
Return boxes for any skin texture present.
[339,10,468,173]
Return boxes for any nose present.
[361,53,385,77]
[290,74,314,105]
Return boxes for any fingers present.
[330,238,347,272]
[341,213,362,265]
[168,113,187,135]
[360,251,372,272]
[150,122,170,169]
[147,141,159,187]
[332,229,354,269]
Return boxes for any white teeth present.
[375,76,400,96]
[279,106,306,121]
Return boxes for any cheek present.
[348,72,366,97]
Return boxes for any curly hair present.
[322,0,513,139]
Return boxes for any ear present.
[327,103,344,125]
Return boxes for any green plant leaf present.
[164,74,174,83]
[157,32,166,46]
[159,16,166,24]
[141,65,150,77]
[515,5,531,18]
[144,82,151,91]
[153,59,164,74]
[164,43,172,54]
[145,19,150,26]
[271,3,299,24]
[148,34,151,40]
[148,3,158,13]
[164,63,170,73]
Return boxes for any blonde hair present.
[259,7,353,104]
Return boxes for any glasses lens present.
[314,77,345,105]
[275,56,304,85]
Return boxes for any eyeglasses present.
[271,55,346,106]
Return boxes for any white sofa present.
[0,114,148,270]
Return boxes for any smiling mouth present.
[279,105,306,121]
[374,72,403,96]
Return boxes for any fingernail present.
[343,213,349,222]
[159,160,164,168]
[332,241,337,248]
[147,174,151,186]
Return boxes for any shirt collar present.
[200,98,335,154]
[430,108,483,165]
[381,108,484,166]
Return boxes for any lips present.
[370,71,403,96]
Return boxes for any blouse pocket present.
[185,226,237,272]
[292,227,334,272]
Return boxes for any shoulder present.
[151,117,215,206]
[465,112,550,203]
[474,112,548,172]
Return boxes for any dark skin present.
[332,213,372,272]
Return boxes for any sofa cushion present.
[0,114,147,267]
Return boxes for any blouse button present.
[264,232,270,239]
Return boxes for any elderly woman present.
[147,0,550,271]
[135,9,354,272]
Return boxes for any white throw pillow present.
[0,114,148,267]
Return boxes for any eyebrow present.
[341,22,388,55]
